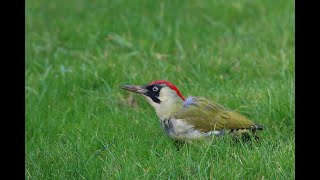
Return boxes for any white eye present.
[152,87,159,91]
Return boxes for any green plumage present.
[121,82,263,141]
[174,97,256,133]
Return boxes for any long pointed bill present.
[121,85,148,94]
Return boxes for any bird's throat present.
[154,98,183,120]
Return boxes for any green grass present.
[26,0,295,179]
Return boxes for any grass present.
[26,0,295,179]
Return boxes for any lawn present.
[26,0,295,179]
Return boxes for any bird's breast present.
[159,118,221,140]
[160,118,174,135]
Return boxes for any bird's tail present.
[230,124,263,142]
[250,124,263,132]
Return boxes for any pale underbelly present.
[160,118,225,141]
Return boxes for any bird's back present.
[174,96,259,133]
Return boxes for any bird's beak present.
[121,85,148,94]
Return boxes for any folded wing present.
[174,97,254,133]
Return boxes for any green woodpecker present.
[121,80,263,141]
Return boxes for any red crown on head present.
[149,80,185,101]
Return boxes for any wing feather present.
[175,97,254,132]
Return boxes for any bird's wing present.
[174,97,254,132]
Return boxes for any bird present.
[121,80,263,142]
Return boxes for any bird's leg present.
[173,140,185,151]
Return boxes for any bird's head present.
[121,80,185,118]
